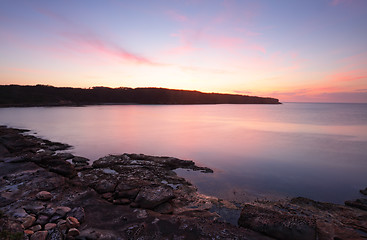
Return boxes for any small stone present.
[36,191,52,201]
[29,224,42,232]
[24,203,45,214]
[56,152,74,160]
[66,216,80,228]
[40,207,56,216]
[30,230,48,240]
[72,156,89,163]
[49,215,62,223]
[154,202,173,214]
[36,214,49,226]
[102,192,113,199]
[67,228,80,237]
[44,223,57,230]
[12,208,28,218]
[22,215,36,229]
[24,229,34,235]
[55,206,71,217]
[113,198,131,205]
[67,207,85,223]
[57,219,68,233]
[93,180,116,194]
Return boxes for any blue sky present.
[0,0,366,102]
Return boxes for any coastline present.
[0,125,366,239]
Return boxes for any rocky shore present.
[0,126,366,239]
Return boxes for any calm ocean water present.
[1,103,366,203]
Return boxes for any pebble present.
[24,229,34,235]
[22,215,36,229]
[66,216,80,228]
[55,206,71,217]
[45,223,57,230]
[36,214,49,226]
[36,191,52,201]
[29,224,42,232]
[30,230,48,240]
[67,228,80,237]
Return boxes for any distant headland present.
[0,85,280,107]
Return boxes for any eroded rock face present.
[1,126,272,240]
[238,197,367,240]
[6,126,366,240]
[345,198,367,211]
[238,204,316,240]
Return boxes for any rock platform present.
[1,125,366,239]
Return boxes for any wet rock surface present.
[238,197,367,240]
[1,125,366,239]
[0,126,269,239]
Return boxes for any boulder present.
[55,152,74,160]
[238,204,316,240]
[66,216,80,228]
[135,185,174,209]
[345,198,367,211]
[72,156,89,163]
[54,206,71,218]
[29,224,42,232]
[154,202,174,214]
[360,188,367,195]
[44,223,57,230]
[36,191,52,201]
[47,159,76,178]
[24,229,34,236]
[22,215,36,229]
[36,215,49,226]
[239,197,367,240]
[67,228,80,237]
[30,230,48,240]
[93,179,117,194]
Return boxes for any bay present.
[1,102,366,203]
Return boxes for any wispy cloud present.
[326,71,367,83]
[62,32,162,66]
[34,6,161,66]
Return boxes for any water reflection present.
[0,103,366,203]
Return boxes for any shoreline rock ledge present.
[1,125,367,239]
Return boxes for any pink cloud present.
[32,6,161,66]
[259,88,367,103]
[61,32,162,66]
[325,70,367,83]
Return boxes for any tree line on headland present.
[0,85,280,106]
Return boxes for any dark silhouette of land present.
[0,85,280,107]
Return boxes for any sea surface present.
[1,103,366,203]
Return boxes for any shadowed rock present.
[135,185,175,209]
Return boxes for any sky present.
[0,0,367,103]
